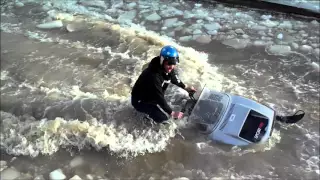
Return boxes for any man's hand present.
[185,85,197,94]
[171,111,184,119]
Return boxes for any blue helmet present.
[160,45,179,65]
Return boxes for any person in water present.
[131,45,196,123]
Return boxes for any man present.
[131,45,196,123]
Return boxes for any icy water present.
[0,0,319,179]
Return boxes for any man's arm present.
[152,75,173,115]
[170,69,186,89]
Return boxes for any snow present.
[145,13,161,21]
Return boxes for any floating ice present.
[290,42,299,49]
[179,36,193,42]
[253,40,270,47]
[235,28,245,34]
[159,6,183,18]
[222,38,250,49]
[70,156,85,168]
[299,45,313,53]
[251,24,268,31]
[207,30,218,35]
[117,10,137,23]
[205,17,214,21]
[15,1,24,8]
[277,33,284,40]
[261,14,272,20]
[260,20,279,28]
[50,169,66,180]
[145,12,161,21]
[278,21,293,29]
[183,11,194,19]
[36,20,63,29]
[70,175,82,180]
[266,44,292,55]
[66,23,86,32]
[313,48,320,57]
[126,2,137,10]
[204,22,221,31]
[193,29,202,35]
[195,35,212,44]
[79,0,107,9]
[0,168,21,180]
[163,18,178,28]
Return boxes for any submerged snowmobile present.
[182,86,305,146]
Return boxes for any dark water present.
[0,0,319,179]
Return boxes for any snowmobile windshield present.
[189,87,230,127]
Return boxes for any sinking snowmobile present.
[182,86,305,146]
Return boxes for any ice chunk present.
[34,175,45,180]
[311,20,319,26]
[195,3,202,7]
[172,177,189,180]
[126,2,136,10]
[179,36,193,42]
[0,168,21,180]
[277,33,283,40]
[205,17,214,21]
[253,40,269,47]
[251,25,267,31]
[50,169,66,180]
[278,21,293,29]
[313,48,320,57]
[79,0,107,9]
[207,30,218,35]
[261,15,272,20]
[193,29,202,34]
[15,1,24,8]
[235,28,245,34]
[86,174,94,180]
[36,20,63,29]
[70,156,85,168]
[159,7,183,18]
[183,11,194,19]
[70,175,82,180]
[56,13,74,21]
[242,34,249,39]
[163,18,178,28]
[311,62,319,71]
[290,42,299,49]
[145,12,161,21]
[267,45,291,55]
[204,23,221,31]
[299,45,313,53]
[222,38,250,49]
[118,10,136,22]
[260,20,279,28]
[195,35,212,44]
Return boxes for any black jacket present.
[131,56,186,114]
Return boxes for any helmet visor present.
[165,57,179,65]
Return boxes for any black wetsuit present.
[131,56,186,123]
